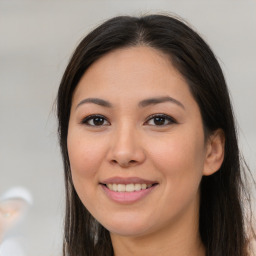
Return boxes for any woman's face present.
[67,46,210,237]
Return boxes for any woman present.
[57,14,255,256]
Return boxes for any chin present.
[108,226,150,237]
[101,216,153,237]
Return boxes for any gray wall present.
[1,1,255,255]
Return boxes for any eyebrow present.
[76,98,113,109]
[138,96,185,109]
[76,96,185,110]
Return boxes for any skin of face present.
[67,46,224,255]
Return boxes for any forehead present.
[72,46,192,105]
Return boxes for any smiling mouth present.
[101,183,158,193]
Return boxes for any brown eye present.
[82,115,110,126]
[146,114,176,126]
[153,116,166,125]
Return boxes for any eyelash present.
[145,114,177,126]
[81,114,110,126]
[81,114,177,127]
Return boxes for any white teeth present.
[113,184,118,192]
[142,184,147,189]
[106,183,153,192]
[117,184,126,192]
[126,184,135,192]
[134,184,141,191]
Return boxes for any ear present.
[203,129,225,176]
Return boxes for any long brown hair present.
[57,14,255,256]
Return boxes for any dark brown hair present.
[57,14,255,256]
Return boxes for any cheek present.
[67,130,106,186]
[148,131,205,200]
[67,131,109,210]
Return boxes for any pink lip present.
[100,184,158,204]
[100,176,157,185]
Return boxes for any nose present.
[107,124,146,168]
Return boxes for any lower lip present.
[101,184,157,204]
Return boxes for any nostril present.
[110,159,137,166]
[110,159,138,168]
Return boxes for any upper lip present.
[100,176,158,185]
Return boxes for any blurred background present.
[0,0,255,255]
